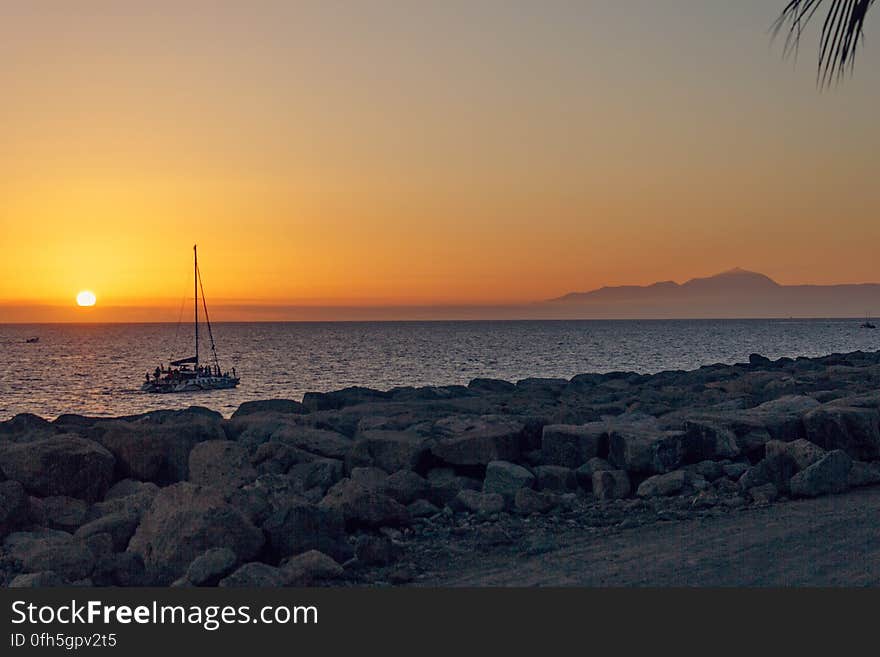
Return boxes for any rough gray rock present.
[803,406,880,461]
[431,417,525,467]
[541,424,606,468]
[453,489,505,514]
[514,487,558,514]
[127,482,264,585]
[533,465,577,492]
[219,562,286,587]
[261,501,352,563]
[9,571,67,587]
[592,470,631,500]
[184,548,238,586]
[0,480,29,538]
[608,428,685,475]
[232,399,306,418]
[384,470,430,505]
[789,450,853,498]
[636,470,688,498]
[483,461,535,500]
[355,535,400,566]
[27,495,87,533]
[348,430,428,473]
[319,479,409,530]
[188,440,257,493]
[764,439,827,471]
[0,435,114,502]
[75,512,140,552]
[282,550,344,585]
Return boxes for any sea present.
[1,319,878,420]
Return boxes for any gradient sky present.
[3,1,880,321]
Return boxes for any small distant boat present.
[25,337,39,343]
[861,313,876,329]
[142,245,240,393]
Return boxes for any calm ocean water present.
[1,319,878,420]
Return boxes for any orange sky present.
[3,2,880,322]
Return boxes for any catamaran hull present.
[141,377,240,394]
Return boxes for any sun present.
[76,290,97,307]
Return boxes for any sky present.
[3,1,880,321]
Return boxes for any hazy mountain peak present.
[683,268,780,289]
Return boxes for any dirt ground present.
[413,487,880,586]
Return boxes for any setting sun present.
[76,290,97,307]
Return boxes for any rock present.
[574,458,613,489]
[288,458,345,496]
[302,386,391,412]
[532,465,577,492]
[514,488,558,514]
[355,535,400,566]
[188,440,257,493]
[270,426,353,460]
[232,399,306,418]
[592,470,631,500]
[849,461,880,488]
[692,460,725,482]
[540,424,606,468]
[803,406,880,461]
[319,480,409,530]
[75,513,140,552]
[18,540,95,582]
[384,470,430,505]
[91,552,146,587]
[482,461,535,500]
[90,413,224,484]
[748,483,778,505]
[127,482,264,585]
[722,462,749,479]
[261,502,352,563]
[348,430,428,473]
[0,413,57,442]
[680,420,740,461]
[80,532,114,560]
[9,572,67,587]
[104,479,160,501]
[407,499,440,518]
[425,469,481,505]
[184,548,238,586]
[453,489,505,514]
[636,470,688,498]
[282,550,344,585]
[219,562,287,587]
[0,435,114,502]
[608,428,685,475]
[749,353,772,367]
[468,378,516,394]
[738,454,799,494]
[27,496,87,533]
[764,439,827,471]
[350,467,388,490]
[430,416,525,467]
[789,450,853,498]
[0,480,28,538]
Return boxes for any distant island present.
[535,268,880,320]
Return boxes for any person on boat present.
[154,366,161,380]
[232,367,236,378]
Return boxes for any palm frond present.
[773,0,875,86]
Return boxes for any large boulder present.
[127,482,264,585]
[636,470,688,498]
[0,413,57,443]
[384,470,431,505]
[679,420,741,461]
[738,454,799,494]
[4,530,95,582]
[764,439,827,471]
[789,450,853,498]
[282,550,344,585]
[183,547,238,586]
[75,513,140,552]
[271,426,353,460]
[188,440,257,493]
[261,502,352,563]
[592,470,631,500]
[482,461,535,500]
[453,489,505,514]
[27,496,87,533]
[0,481,29,538]
[803,406,880,461]
[301,387,391,412]
[347,430,429,473]
[608,428,685,475]
[0,435,114,502]
[532,465,577,492]
[430,417,526,467]
[318,479,409,530]
[89,417,223,484]
[231,399,306,418]
[219,562,286,587]
[541,424,606,468]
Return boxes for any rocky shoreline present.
[3,349,880,587]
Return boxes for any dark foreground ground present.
[410,486,880,586]
[4,348,880,587]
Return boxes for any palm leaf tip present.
[774,0,876,85]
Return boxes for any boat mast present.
[194,244,199,369]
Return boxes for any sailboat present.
[861,312,876,329]
[142,245,240,393]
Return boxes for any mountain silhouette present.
[541,268,880,319]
